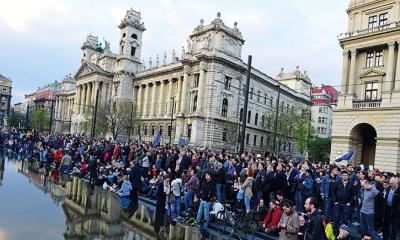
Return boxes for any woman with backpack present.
[242,167,255,213]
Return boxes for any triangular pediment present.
[359,69,386,78]
[74,61,96,79]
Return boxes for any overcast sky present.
[0,0,349,103]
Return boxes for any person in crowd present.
[196,171,216,234]
[241,167,254,213]
[382,177,400,240]
[322,216,335,240]
[320,166,339,219]
[263,200,283,234]
[332,170,355,232]
[360,179,380,240]
[253,198,268,227]
[278,199,299,240]
[214,162,225,203]
[304,197,326,240]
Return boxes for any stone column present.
[341,50,350,94]
[85,83,92,113]
[197,64,206,112]
[92,82,99,105]
[136,85,143,117]
[150,82,157,116]
[75,85,81,114]
[348,49,357,95]
[179,75,186,113]
[167,79,174,116]
[143,84,150,116]
[394,41,400,90]
[385,42,396,92]
[158,80,165,116]
[81,84,86,114]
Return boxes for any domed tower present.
[114,8,146,101]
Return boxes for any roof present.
[74,60,113,79]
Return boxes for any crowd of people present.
[1,127,399,240]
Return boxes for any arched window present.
[222,98,228,117]
[247,111,251,124]
[262,115,265,127]
[193,95,198,112]
[255,113,258,126]
[240,108,243,122]
[131,33,137,39]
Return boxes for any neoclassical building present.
[55,9,311,153]
[331,0,400,172]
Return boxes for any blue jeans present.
[244,195,251,212]
[334,203,350,227]
[216,183,223,202]
[172,196,181,218]
[184,189,194,211]
[295,191,304,212]
[196,200,211,230]
[360,212,379,240]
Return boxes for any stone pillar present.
[394,41,400,90]
[81,84,86,114]
[136,85,143,117]
[143,84,150,116]
[348,49,357,95]
[167,79,174,116]
[197,64,206,112]
[385,42,396,92]
[75,85,81,114]
[158,80,165,116]
[178,75,185,113]
[92,82,99,105]
[85,83,92,113]
[341,50,350,94]
[150,82,157,116]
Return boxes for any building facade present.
[53,75,76,133]
[57,9,311,154]
[331,0,400,172]
[0,74,12,126]
[311,85,338,138]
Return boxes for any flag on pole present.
[335,149,356,162]
[152,131,161,146]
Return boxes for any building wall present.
[332,0,400,172]
[0,76,12,126]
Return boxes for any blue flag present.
[335,149,356,162]
[152,131,161,146]
[178,137,186,147]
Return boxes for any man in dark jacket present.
[382,177,400,240]
[332,170,355,231]
[273,163,288,197]
[304,197,326,240]
[196,171,216,232]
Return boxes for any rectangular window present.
[260,137,264,147]
[222,128,227,142]
[151,126,155,136]
[368,15,378,29]
[168,125,172,136]
[224,76,231,90]
[379,12,388,26]
[365,82,378,100]
[253,135,257,146]
[144,126,148,135]
[270,97,273,107]
[287,104,289,113]
[318,117,321,123]
[246,133,250,145]
[375,50,383,66]
[194,74,200,88]
[257,91,261,102]
[249,88,254,99]
[264,94,267,104]
[319,106,322,113]
[366,51,374,67]
[188,124,192,139]
[159,126,163,136]
[131,46,136,57]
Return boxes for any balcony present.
[352,100,381,109]
[338,21,400,40]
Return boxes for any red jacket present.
[263,207,283,229]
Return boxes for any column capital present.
[343,49,350,56]
[350,48,357,54]
[388,41,396,47]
